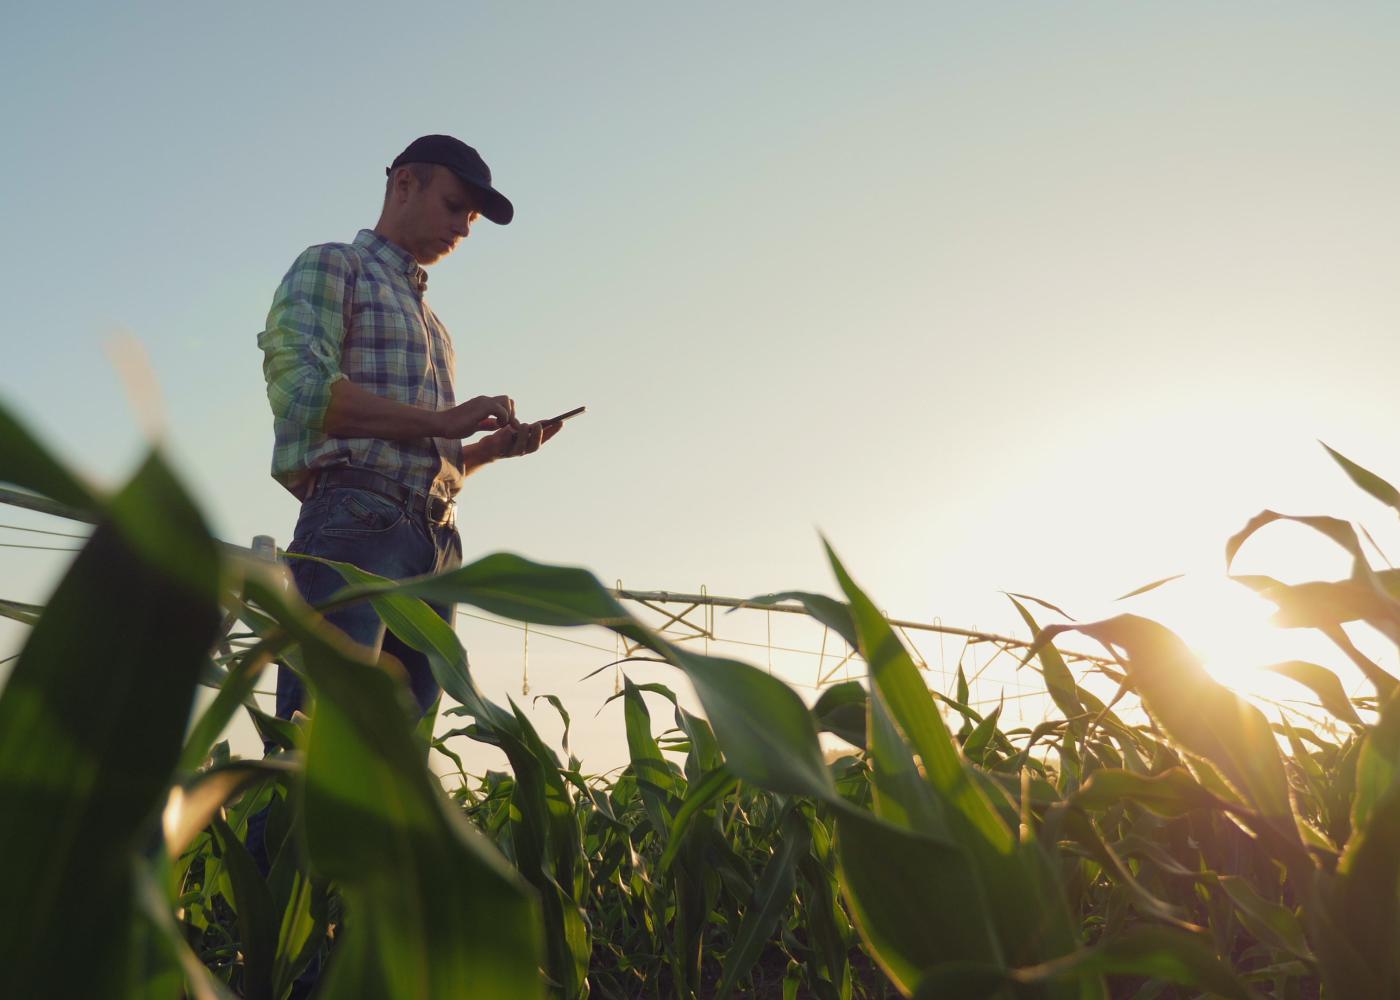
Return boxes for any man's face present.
[399,165,483,265]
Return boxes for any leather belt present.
[307,467,456,527]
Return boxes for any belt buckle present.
[435,496,456,528]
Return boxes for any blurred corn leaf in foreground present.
[0,406,222,996]
[0,401,544,1000]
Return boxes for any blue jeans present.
[275,483,462,723]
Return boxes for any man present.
[257,134,561,725]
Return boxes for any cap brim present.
[456,173,513,225]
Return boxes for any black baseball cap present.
[387,134,514,225]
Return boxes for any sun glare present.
[1157,581,1292,690]
[1136,568,1375,738]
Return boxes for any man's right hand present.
[436,395,517,438]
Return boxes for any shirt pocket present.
[352,277,406,326]
[348,278,425,394]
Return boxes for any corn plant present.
[4,389,1400,999]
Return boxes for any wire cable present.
[455,609,619,655]
[0,542,82,552]
[0,522,90,540]
[453,608,1054,702]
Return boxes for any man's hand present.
[436,395,517,438]
[484,418,564,460]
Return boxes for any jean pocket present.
[319,488,407,537]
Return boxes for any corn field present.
[4,396,1400,999]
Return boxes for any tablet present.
[546,406,586,424]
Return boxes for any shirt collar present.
[354,229,428,294]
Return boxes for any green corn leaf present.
[1315,782,1400,996]
[485,699,590,998]
[813,680,867,750]
[316,552,838,800]
[164,759,297,857]
[676,705,722,777]
[1069,767,1238,819]
[796,817,851,995]
[963,697,1004,764]
[289,557,594,997]
[0,400,101,513]
[659,766,738,872]
[532,693,572,756]
[835,806,1004,993]
[1236,576,1400,639]
[827,542,1011,851]
[291,553,509,729]
[1226,510,1400,696]
[1042,804,1196,930]
[134,860,241,1000]
[1009,598,1084,732]
[1113,832,1209,881]
[866,677,950,834]
[1303,873,1386,1000]
[1114,574,1186,601]
[1338,784,1400,985]
[665,644,835,798]
[745,590,859,648]
[827,542,1084,987]
[912,926,1257,1000]
[1005,591,1077,621]
[178,648,280,775]
[1264,660,1364,727]
[783,961,803,1000]
[1215,875,1313,961]
[211,815,277,1000]
[1031,615,1306,863]
[288,615,543,1000]
[1350,688,1400,855]
[623,677,678,839]
[1322,442,1400,515]
[1227,510,1374,574]
[338,551,632,629]
[268,864,328,1000]
[601,679,680,713]
[0,451,220,999]
[715,807,812,998]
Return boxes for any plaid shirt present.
[258,229,464,501]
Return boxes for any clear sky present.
[3,2,1400,770]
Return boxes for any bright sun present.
[1142,571,1375,735]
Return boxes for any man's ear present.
[389,166,411,203]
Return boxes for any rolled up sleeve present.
[257,245,354,431]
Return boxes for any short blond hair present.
[384,162,437,205]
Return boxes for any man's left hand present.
[487,419,563,460]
